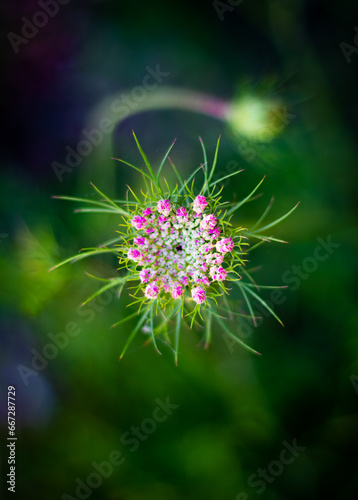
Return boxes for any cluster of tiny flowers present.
[127,196,234,304]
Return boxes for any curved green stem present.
[80,87,231,195]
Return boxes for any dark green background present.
[1,0,357,499]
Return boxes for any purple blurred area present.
[0,319,56,427]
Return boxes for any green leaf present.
[98,236,125,247]
[84,272,114,282]
[162,177,173,197]
[174,306,182,365]
[81,278,126,306]
[227,176,266,216]
[119,311,149,359]
[111,311,140,328]
[238,282,257,326]
[157,139,177,182]
[244,283,287,290]
[204,310,212,349]
[52,195,128,215]
[150,302,162,355]
[216,316,261,356]
[168,157,184,187]
[112,199,139,205]
[240,283,284,326]
[250,202,300,235]
[207,135,221,187]
[74,208,124,214]
[240,267,257,286]
[246,239,266,253]
[178,163,204,195]
[199,136,208,191]
[249,196,274,232]
[112,157,153,183]
[132,131,160,189]
[126,184,142,205]
[49,248,118,272]
[244,233,288,244]
[208,169,244,188]
[219,308,261,320]
[90,183,124,212]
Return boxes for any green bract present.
[51,133,298,363]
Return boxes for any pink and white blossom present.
[213,253,224,265]
[176,207,188,222]
[195,276,210,286]
[216,237,234,254]
[133,237,146,246]
[209,227,221,239]
[200,214,217,230]
[171,284,183,299]
[139,269,151,283]
[193,195,208,214]
[127,201,235,303]
[132,215,147,230]
[128,248,142,261]
[191,286,206,304]
[144,283,159,299]
[157,199,171,216]
[210,266,227,281]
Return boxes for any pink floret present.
[216,237,234,254]
[191,286,206,304]
[196,276,210,286]
[139,269,151,283]
[128,248,142,261]
[144,283,159,299]
[210,266,227,281]
[193,195,208,214]
[133,237,146,246]
[157,199,171,216]
[176,207,188,221]
[171,284,183,299]
[200,214,217,230]
[132,216,147,230]
[209,227,221,238]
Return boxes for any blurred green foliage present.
[1,1,358,499]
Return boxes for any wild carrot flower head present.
[125,195,235,304]
[52,133,298,363]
